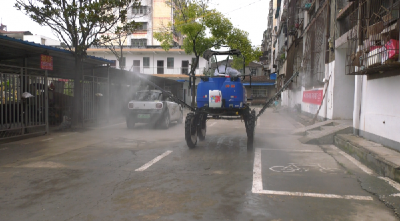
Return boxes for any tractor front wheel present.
[185,113,198,149]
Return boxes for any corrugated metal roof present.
[0,34,111,64]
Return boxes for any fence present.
[48,77,74,127]
[82,75,109,124]
[0,64,48,138]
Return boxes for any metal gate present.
[82,75,109,124]
[0,64,48,139]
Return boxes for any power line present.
[223,0,264,15]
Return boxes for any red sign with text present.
[302,90,323,105]
[40,55,53,70]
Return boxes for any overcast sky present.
[0,0,269,46]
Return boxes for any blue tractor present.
[185,49,256,150]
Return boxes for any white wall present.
[332,49,355,120]
[23,35,60,45]
[91,51,207,75]
[357,74,400,145]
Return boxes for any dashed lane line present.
[263,149,324,153]
[135,150,173,172]
[41,138,54,142]
[60,132,77,137]
[98,122,125,129]
[209,122,217,127]
[252,148,373,200]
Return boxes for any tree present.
[15,0,140,125]
[154,0,261,107]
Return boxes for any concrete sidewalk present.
[335,134,400,183]
[280,109,400,184]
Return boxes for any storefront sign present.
[40,55,53,70]
[302,90,323,105]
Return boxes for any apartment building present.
[265,0,400,150]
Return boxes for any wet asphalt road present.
[0,108,399,221]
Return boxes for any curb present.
[334,134,400,183]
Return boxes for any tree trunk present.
[72,57,82,126]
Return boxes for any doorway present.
[157,60,164,74]
[182,60,189,75]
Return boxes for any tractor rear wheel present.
[245,110,256,150]
[198,114,207,141]
[185,113,197,149]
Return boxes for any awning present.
[243,82,275,86]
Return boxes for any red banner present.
[40,55,53,70]
[302,90,323,105]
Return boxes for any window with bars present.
[135,22,147,31]
[131,39,147,47]
[167,57,174,68]
[346,0,400,75]
[252,88,267,98]
[143,57,150,68]
[132,6,148,15]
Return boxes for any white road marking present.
[378,177,400,192]
[252,148,264,193]
[269,163,338,174]
[99,122,125,128]
[257,118,261,128]
[390,193,400,197]
[42,138,53,142]
[209,122,217,127]
[338,151,374,175]
[60,132,77,137]
[252,148,373,200]
[135,150,173,172]
[264,149,324,153]
[255,190,373,200]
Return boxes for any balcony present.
[346,0,400,75]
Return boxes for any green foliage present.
[154,0,262,76]
[15,0,141,58]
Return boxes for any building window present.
[252,88,267,98]
[191,57,199,69]
[143,57,150,68]
[132,6,148,15]
[167,57,174,68]
[131,39,147,47]
[137,22,147,31]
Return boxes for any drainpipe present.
[353,75,362,135]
